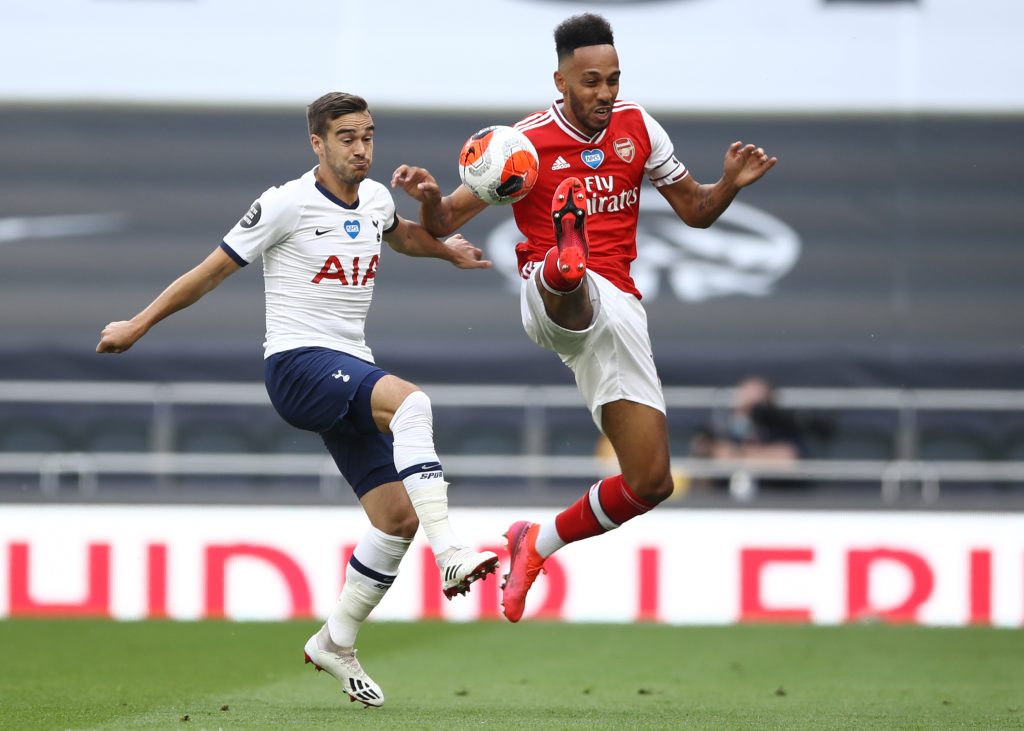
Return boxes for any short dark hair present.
[554,13,614,63]
[306,92,369,138]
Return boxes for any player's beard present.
[339,168,368,186]
[566,91,611,137]
[331,159,370,186]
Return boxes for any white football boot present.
[303,625,384,707]
[439,546,500,599]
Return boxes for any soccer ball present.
[458,125,539,205]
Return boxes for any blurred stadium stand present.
[2,106,1024,392]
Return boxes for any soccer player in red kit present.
[392,13,777,622]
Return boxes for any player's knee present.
[394,389,432,422]
[629,471,674,505]
[377,510,419,540]
[394,513,420,540]
[404,389,432,413]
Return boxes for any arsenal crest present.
[613,137,635,163]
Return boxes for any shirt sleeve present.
[221,185,299,265]
[381,190,398,233]
[641,107,689,188]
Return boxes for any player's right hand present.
[96,320,144,354]
[391,165,442,204]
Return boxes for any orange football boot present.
[501,521,546,623]
[550,176,589,285]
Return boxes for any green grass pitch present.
[1,620,1022,730]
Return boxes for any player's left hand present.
[723,141,777,188]
[444,234,492,270]
[391,165,442,204]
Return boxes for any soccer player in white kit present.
[97,92,498,707]
[393,14,777,623]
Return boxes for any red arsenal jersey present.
[512,99,688,299]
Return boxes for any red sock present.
[554,475,655,544]
[540,246,581,293]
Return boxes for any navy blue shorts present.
[264,347,399,497]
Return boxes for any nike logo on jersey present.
[551,156,571,171]
[331,369,351,382]
[315,227,334,236]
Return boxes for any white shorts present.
[520,268,666,430]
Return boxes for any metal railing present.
[1,380,1023,503]
[4,451,1024,504]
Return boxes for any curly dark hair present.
[306,92,369,138]
[554,13,614,63]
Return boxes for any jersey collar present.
[551,99,608,145]
[312,166,359,209]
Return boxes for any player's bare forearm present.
[419,188,487,238]
[384,220,449,258]
[419,197,456,238]
[660,140,777,229]
[96,279,202,354]
[96,247,239,353]
[692,180,741,228]
[384,219,491,269]
[659,177,736,229]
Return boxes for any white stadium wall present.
[2,506,1022,627]
[0,0,1021,112]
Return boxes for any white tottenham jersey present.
[221,167,398,361]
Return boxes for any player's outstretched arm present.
[659,141,777,229]
[383,218,491,270]
[96,247,241,353]
[391,165,488,238]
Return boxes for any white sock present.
[535,521,566,559]
[327,527,411,647]
[389,391,460,556]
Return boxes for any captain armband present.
[647,155,688,188]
